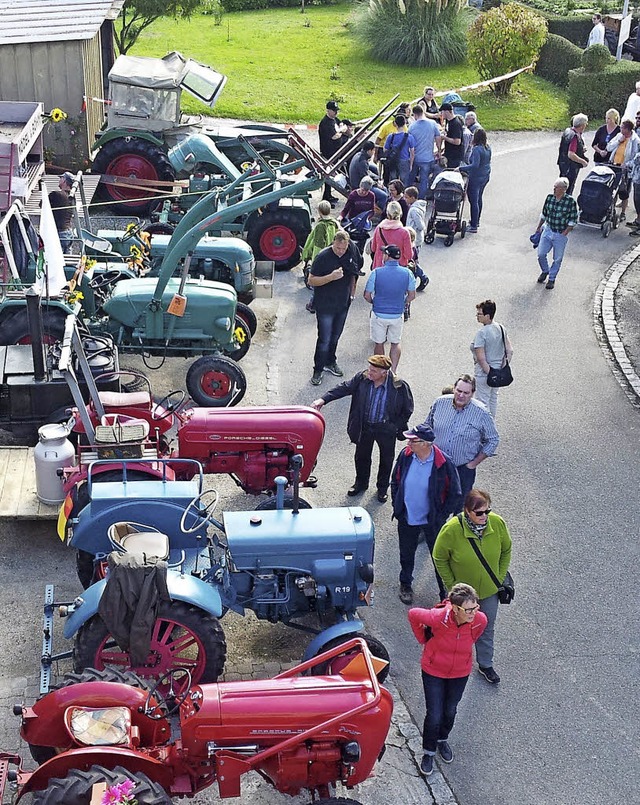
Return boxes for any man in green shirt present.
[533,177,578,290]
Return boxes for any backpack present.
[384,132,409,171]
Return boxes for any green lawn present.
[132,4,568,130]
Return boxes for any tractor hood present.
[149,234,253,264]
[102,276,236,329]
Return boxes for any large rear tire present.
[92,138,175,217]
[186,355,246,407]
[0,308,66,346]
[32,765,171,804]
[246,209,310,270]
[73,600,226,689]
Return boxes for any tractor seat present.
[95,415,149,445]
[98,389,152,409]
[108,522,170,560]
[65,706,132,746]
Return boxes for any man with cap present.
[48,171,75,251]
[311,355,414,503]
[364,243,416,373]
[390,424,462,605]
[319,100,347,205]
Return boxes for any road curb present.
[594,241,640,408]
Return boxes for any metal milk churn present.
[34,423,76,504]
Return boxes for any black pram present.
[577,165,621,237]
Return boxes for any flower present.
[101,779,138,805]
[49,107,67,123]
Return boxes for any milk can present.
[34,423,76,504]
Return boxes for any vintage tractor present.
[6,639,391,803]
[46,465,389,691]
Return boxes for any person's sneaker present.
[620,212,626,222]
[545,279,555,290]
[376,489,388,503]
[324,362,344,377]
[537,272,548,284]
[420,753,434,775]
[625,219,640,228]
[478,665,501,684]
[467,226,478,233]
[399,584,414,605]
[437,740,453,763]
[310,371,323,386]
[347,484,368,496]
[417,276,429,292]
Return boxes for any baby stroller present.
[425,170,468,247]
[341,210,373,255]
[576,165,621,238]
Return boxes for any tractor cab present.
[107,51,227,132]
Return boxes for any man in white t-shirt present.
[623,81,640,123]
[586,14,606,48]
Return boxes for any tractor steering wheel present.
[180,489,219,534]
[120,221,145,242]
[152,390,187,421]
[91,270,125,291]
[143,668,192,720]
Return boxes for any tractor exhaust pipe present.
[290,454,303,515]
[26,289,46,381]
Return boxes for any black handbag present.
[486,325,513,388]
[458,514,515,604]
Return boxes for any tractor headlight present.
[214,317,231,331]
[341,741,361,763]
[358,563,374,584]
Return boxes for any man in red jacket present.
[391,424,461,605]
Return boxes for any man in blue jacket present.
[391,424,462,605]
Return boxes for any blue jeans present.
[537,226,568,281]
[476,593,499,668]
[409,161,436,200]
[456,464,476,502]
[466,176,490,229]
[313,307,349,373]
[421,671,469,753]
[397,517,447,599]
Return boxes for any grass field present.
[132,3,568,130]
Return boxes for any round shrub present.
[468,3,548,96]
[582,43,614,73]
[535,33,583,88]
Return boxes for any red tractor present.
[4,639,391,804]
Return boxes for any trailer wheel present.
[92,138,175,217]
[28,668,152,764]
[235,301,258,336]
[73,601,226,690]
[311,634,390,684]
[246,209,309,270]
[0,308,66,346]
[186,355,246,407]
[255,495,312,511]
[32,765,171,804]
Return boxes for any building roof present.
[0,0,125,45]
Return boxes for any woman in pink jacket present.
[370,200,412,269]
[408,583,487,776]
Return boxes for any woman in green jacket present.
[433,489,512,685]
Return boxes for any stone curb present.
[594,241,640,408]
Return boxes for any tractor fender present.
[63,574,223,639]
[18,747,172,798]
[302,620,364,663]
[93,128,165,153]
[0,298,70,323]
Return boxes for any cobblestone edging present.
[594,242,640,408]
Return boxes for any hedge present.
[221,0,334,9]
[514,4,592,46]
[568,60,640,120]
[535,33,582,87]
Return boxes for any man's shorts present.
[370,313,403,344]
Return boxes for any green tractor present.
[91,51,311,269]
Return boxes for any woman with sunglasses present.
[409,582,487,776]
[432,489,512,685]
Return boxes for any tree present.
[467,3,547,96]
[114,0,203,54]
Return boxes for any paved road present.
[270,130,640,805]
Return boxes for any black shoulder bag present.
[486,325,513,388]
[384,132,408,172]
[457,514,514,604]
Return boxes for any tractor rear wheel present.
[92,138,175,217]
[28,668,151,764]
[73,601,226,690]
[32,765,171,804]
[186,355,246,407]
[235,301,258,336]
[311,634,390,684]
[246,209,309,270]
[0,308,66,346]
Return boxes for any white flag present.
[35,181,67,296]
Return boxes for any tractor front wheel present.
[32,765,171,804]
[255,496,312,511]
[186,355,246,407]
[246,209,309,270]
[92,138,175,217]
[311,634,390,684]
[222,316,251,362]
[73,601,226,689]
[235,301,258,336]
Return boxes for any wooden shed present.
[0,0,125,170]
